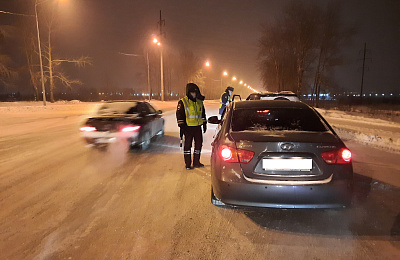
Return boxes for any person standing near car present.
[219,86,234,116]
[176,83,207,170]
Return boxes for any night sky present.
[1,0,400,95]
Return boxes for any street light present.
[232,76,237,81]
[153,37,164,101]
[205,61,210,67]
[221,71,228,93]
[239,80,243,84]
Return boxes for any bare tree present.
[0,26,17,88]
[258,1,352,97]
[38,0,92,102]
[178,49,204,94]
[313,2,354,107]
[283,1,319,94]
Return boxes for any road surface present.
[0,101,399,259]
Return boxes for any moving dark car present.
[208,100,353,208]
[80,101,164,150]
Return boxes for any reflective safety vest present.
[219,92,232,109]
[181,96,204,126]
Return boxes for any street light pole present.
[146,51,151,100]
[160,46,164,101]
[35,0,46,106]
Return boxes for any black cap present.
[226,86,234,92]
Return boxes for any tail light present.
[121,125,141,132]
[219,145,254,164]
[80,126,96,132]
[321,148,352,164]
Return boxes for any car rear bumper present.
[81,132,139,145]
[213,177,353,209]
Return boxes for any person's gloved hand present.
[203,123,207,133]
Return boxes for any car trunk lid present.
[230,131,342,181]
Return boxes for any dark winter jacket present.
[176,83,206,128]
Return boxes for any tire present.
[140,132,151,151]
[211,187,226,206]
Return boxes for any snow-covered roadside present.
[317,108,400,153]
[1,101,399,153]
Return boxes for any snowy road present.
[0,101,399,259]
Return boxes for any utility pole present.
[158,10,165,101]
[360,42,367,102]
[146,51,151,100]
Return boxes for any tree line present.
[258,1,354,106]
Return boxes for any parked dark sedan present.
[80,101,164,150]
[208,100,353,208]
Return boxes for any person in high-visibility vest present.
[219,86,234,116]
[176,83,207,170]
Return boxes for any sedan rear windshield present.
[231,107,328,132]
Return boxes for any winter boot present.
[193,151,204,168]
[184,151,192,170]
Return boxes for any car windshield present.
[231,107,328,132]
[96,102,138,115]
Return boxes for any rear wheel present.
[211,187,226,206]
[140,132,151,151]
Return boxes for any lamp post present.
[118,51,151,100]
[146,51,151,100]
[153,37,164,101]
[35,0,46,106]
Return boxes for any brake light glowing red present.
[321,148,352,164]
[80,126,96,132]
[220,147,233,161]
[121,125,141,132]
[340,148,352,163]
[219,145,254,163]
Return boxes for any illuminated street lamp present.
[232,76,237,81]
[239,80,243,85]
[244,83,247,86]
[220,71,228,93]
[153,37,164,101]
[205,61,210,67]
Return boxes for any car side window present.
[146,103,157,114]
[137,103,149,115]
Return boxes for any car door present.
[137,103,152,136]
[145,103,162,136]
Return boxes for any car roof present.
[234,100,310,109]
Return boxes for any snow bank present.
[317,108,400,153]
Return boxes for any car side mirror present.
[157,110,162,115]
[232,94,242,101]
[208,116,221,124]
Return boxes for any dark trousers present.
[183,126,203,167]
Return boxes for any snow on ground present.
[1,101,399,153]
[316,108,400,153]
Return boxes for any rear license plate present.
[262,158,312,171]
